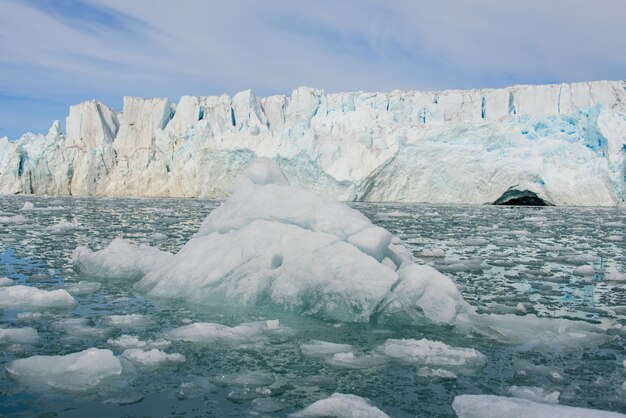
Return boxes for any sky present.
[1,0,625,139]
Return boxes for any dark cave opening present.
[493,189,552,206]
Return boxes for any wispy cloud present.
[16,0,151,36]
[0,0,624,139]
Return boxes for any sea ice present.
[573,265,596,277]
[0,327,39,344]
[324,352,388,369]
[52,318,109,338]
[102,314,152,329]
[166,320,285,346]
[455,313,611,349]
[0,214,27,224]
[72,238,173,280]
[0,285,76,308]
[0,277,15,286]
[300,340,354,358]
[63,281,101,295]
[452,395,626,418]
[107,334,171,349]
[373,338,486,371]
[46,221,80,233]
[293,393,390,418]
[6,348,123,391]
[508,385,560,404]
[121,348,184,367]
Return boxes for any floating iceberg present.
[102,314,152,329]
[136,159,469,324]
[6,348,122,391]
[72,238,173,280]
[452,394,626,418]
[0,285,76,308]
[300,340,354,358]
[293,393,390,418]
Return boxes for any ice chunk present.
[52,318,109,338]
[293,393,390,418]
[107,334,170,349]
[102,314,152,329]
[214,371,274,387]
[0,277,15,286]
[300,340,354,358]
[324,352,388,369]
[374,338,486,371]
[0,285,76,308]
[0,327,39,344]
[573,265,596,277]
[121,348,184,366]
[416,367,457,379]
[166,320,285,346]
[455,313,611,349]
[418,249,445,257]
[6,348,122,391]
[72,238,173,280]
[0,214,27,224]
[452,395,626,418]
[20,202,34,211]
[508,385,560,404]
[64,281,101,295]
[46,221,80,233]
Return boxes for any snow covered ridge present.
[2,80,624,205]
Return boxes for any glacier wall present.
[1,80,625,205]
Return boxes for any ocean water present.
[0,195,624,417]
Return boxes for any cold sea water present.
[0,195,624,417]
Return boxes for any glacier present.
[1,80,624,205]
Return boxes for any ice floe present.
[508,385,560,404]
[6,348,122,391]
[107,334,170,349]
[0,285,76,308]
[0,277,15,286]
[120,348,184,367]
[300,340,354,358]
[452,394,626,418]
[293,393,390,418]
[373,338,486,371]
[0,327,39,344]
[166,319,287,346]
[63,281,101,295]
[102,314,152,329]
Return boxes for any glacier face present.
[0,80,624,205]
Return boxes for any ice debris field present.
[1,80,625,206]
[0,159,625,417]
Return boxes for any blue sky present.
[1,0,625,139]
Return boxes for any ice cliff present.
[1,80,625,205]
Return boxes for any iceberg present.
[6,348,123,391]
[136,159,467,324]
[452,394,626,418]
[1,81,624,206]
